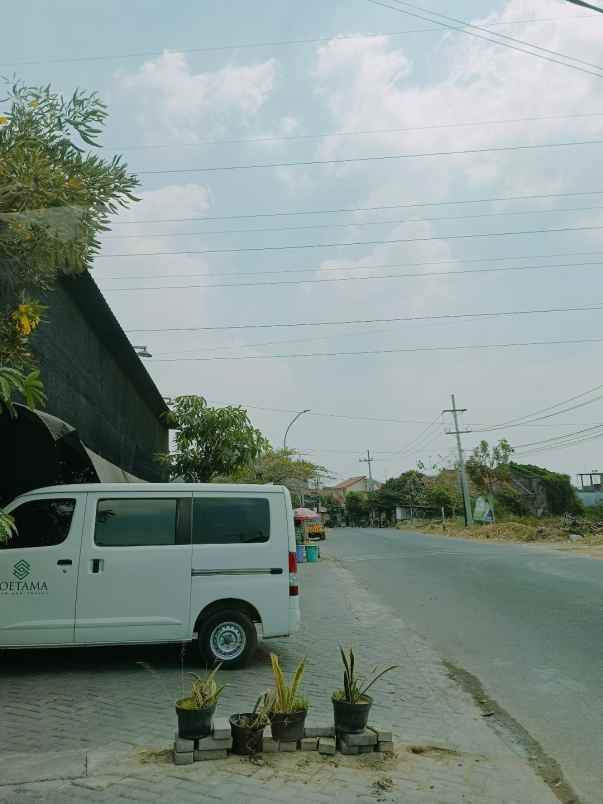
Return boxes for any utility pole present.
[442,394,474,526]
[359,449,375,527]
[359,449,374,488]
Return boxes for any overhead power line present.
[125,302,603,334]
[135,138,603,175]
[98,223,603,259]
[3,14,591,67]
[474,382,603,432]
[512,423,603,450]
[106,110,603,151]
[102,203,603,241]
[108,189,603,227]
[143,335,603,362]
[97,246,603,281]
[565,0,603,13]
[387,0,603,72]
[514,428,603,457]
[367,0,603,77]
[100,258,603,293]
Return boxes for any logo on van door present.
[13,560,31,580]
[0,560,48,596]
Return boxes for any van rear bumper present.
[288,598,301,634]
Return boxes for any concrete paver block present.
[301,737,318,751]
[193,749,228,761]
[368,726,393,742]
[377,740,395,753]
[212,718,231,740]
[197,735,232,751]
[261,726,278,752]
[318,737,336,756]
[304,723,334,737]
[339,730,377,747]
[173,751,194,765]
[339,744,360,755]
[174,733,195,754]
[278,740,298,752]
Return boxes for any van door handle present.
[91,558,104,574]
[57,559,72,566]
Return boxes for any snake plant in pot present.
[230,693,273,755]
[268,654,309,742]
[176,665,226,739]
[332,647,397,734]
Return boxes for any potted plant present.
[230,693,272,756]
[176,665,225,739]
[268,654,308,742]
[332,647,397,734]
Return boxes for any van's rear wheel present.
[197,609,257,669]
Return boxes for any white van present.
[0,483,301,668]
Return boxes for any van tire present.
[197,609,257,670]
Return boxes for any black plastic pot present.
[332,695,372,734]
[270,709,307,742]
[175,699,216,739]
[229,714,265,756]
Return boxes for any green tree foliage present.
[0,366,46,415]
[227,447,328,498]
[465,439,513,494]
[157,396,269,482]
[510,463,583,515]
[345,491,369,526]
[323,496,345,525]
[0,80,139,368]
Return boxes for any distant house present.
[1,272,169,503]
[322,475,382,505]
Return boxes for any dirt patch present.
[136,748,173,765]
[407,744,461,758]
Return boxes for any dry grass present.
[398,518,603,546]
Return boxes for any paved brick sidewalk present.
[0,546,558,803]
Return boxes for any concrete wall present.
[23,274,168,480]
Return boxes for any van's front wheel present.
[197,609,257,669]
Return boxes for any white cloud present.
[117,51,277,141]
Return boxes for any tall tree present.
[0,80,139,370]
[157,396,269,482]
[0,80,138,543]
[227,447,328,500]
[466,439,513,495]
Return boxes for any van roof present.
[19,483,288,495]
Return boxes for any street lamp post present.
[283,409,311,451]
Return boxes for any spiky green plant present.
[269,654,308,713]
[334,646,398,704]
[235,692,273,729]
[184,664,226,710]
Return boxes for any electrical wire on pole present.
[565,0,603,13]
[443,395,473,526]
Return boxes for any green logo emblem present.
[13,559,31,580]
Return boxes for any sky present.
[4,0,603,484]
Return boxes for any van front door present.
[0,494,83,646]
[75,493,192,644]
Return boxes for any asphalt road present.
[327,527,603,804]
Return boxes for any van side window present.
[1,499,75,549]
[193,498,270,545]
[95,499,187,547]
